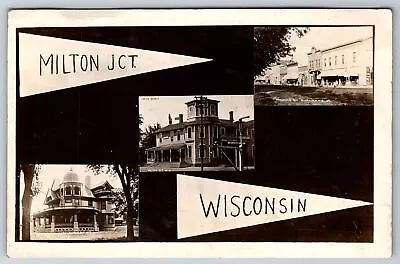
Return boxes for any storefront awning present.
[321,68,360,77]
[321,69,346,77]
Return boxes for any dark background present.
[16,26,373,242]
[140,106,373,242]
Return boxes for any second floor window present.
[199,127,204,138]
[324,58,327,67]
[210,104,215,115]
[334,56,337,65]
[342,54,345,64]
[88,200,93,207]
[177,131,181,141]
[74,186,80,196]
[159,137,162,143]
[329,57,331,66]
[221,127,225,136]
[101,201,106,210]
[65,186,72,196]
[353,52,356,63]
[187,127,192,138]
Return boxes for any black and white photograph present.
[7,9,391,258]
[139,95,255,172]
[19,164,139,241]
[254,26,374,106]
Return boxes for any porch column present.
[179,149,182,163]
[169,149,172,162]
[161,150,163,162]
[153,150,156,162]
[94,214,99,232]
[73,213,79,232]
[51,215,55,232]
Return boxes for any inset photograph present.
[19,164,139,241]
[139,95,255,172]
[254,26,373,106]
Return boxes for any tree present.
[20,164,42,241]
[253,27,309,77]
[88,164,138,241]
[141,123,161,150]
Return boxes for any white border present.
[7,9,392,258]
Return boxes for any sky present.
[20,165,122,213]
[139,95,254,130]
[287,26,373,66]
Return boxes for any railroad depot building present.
[32,170,117,233]
[145,98,255,169]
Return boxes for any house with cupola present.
[145,97,255,169]
[32,170,117,233]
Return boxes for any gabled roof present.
[90,180,114,191]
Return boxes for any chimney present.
[179,114,183,123]
[229,111,234,122]
[85,175,91,188]
[168,114,172,125]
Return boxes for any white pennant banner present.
[177,175,372,239]
[18,33,212,97]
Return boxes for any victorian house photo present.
[139,95,255,172]
[25,165,133,240]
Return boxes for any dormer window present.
[74,186,81,196]
[65,186,72,196]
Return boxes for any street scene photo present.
[19,164,139,241]
[139,95,255,172]
[254,26,373,106]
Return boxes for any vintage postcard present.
[7,9,392,258]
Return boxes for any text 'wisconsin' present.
[199,194,307,218]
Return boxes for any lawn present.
[30,225,139,241]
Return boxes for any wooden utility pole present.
[195,96,207,172]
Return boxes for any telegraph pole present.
[238,116,250,171]
[195,96,207,172]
